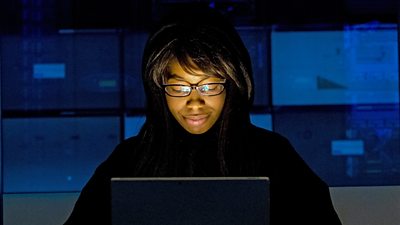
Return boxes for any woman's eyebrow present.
[166,73,210,82]
[165,73,184,80]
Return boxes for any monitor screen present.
[124,31,149,109]
[2,117,120,192]
[273,105,400,186]
[271,23,399,106]
[237,26,271,107]
[1,33,121,110]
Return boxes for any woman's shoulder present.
[246,124,303,161]
[248,124,292,146]
[118,135,142,148]
[91,135,144,177]
[98,135,142,166]
[110,135,142,155]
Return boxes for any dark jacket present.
[64,124,342,225]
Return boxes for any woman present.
[64,7,342,225]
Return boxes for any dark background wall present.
[1,0,399,34]
[0,1,399,225]
[0,0,399,192]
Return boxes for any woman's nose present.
[186,88,205,105]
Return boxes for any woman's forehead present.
[166,59,209,81]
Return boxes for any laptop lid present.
[111,177,270,225]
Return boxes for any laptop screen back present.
[111,177,270,225]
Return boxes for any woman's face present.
[164,58,226,134]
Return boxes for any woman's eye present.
[169,86,190,94]
[200,84,217,91]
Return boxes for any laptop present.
[111,177,270,225]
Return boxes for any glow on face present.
[164,59,226,134]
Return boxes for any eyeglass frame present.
[162,79,226,97]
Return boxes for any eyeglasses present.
[162,81,226,97]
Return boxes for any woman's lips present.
[184,115,208,126]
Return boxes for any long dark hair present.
[133,7,254,176]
